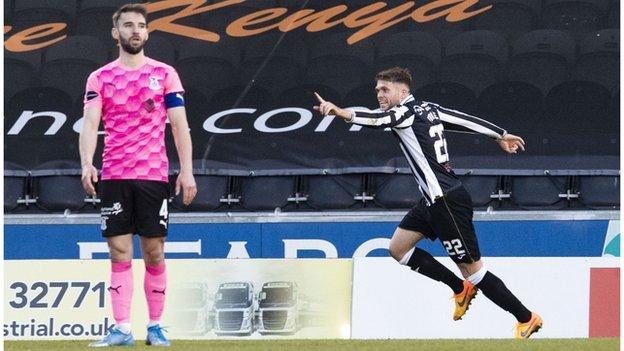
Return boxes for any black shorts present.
[100,180,169,237]
[398,185,481,264]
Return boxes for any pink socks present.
[144,261,167,323]
[110,260,167,327]
[110,261,133,325]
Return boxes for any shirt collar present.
[400,94,415,105]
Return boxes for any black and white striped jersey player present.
[313,67,542,338]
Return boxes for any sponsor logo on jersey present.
[143,98,155,112]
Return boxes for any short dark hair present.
[112,3,148,27]
[375,67,412,88]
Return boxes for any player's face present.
[375,80,408,111]
[113,12,148,55]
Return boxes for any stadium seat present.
[279,84,342,108]
[176,41,241,100]
[509,30,575,95]
[374,31,441,90]
[5,87,76,169]
[76,0,141,44]
[209,84,274,110]
[578,176,620,208]
[4,162,30,212]
[477,81,543,115]
[32,160,89,212]
[11,0,76,28]
[4,0,11,23]
[544,81,613,132]
[404,14,465,48]
[4,50,41,101]
[466,0,540,41]
[173,175,228,211]
[240,34,306,90]
[543,81,615,155]
[458,175,499,208]
[373,174,420,209]
[198,3,267,32]
[475,81,543,133]
[306,33,375,98]
[608,0,619,28]
[344,84,377,110]
[510,176,570,209]
[304,174,364,210]
[145,34,176,66]
[573,29,619,92]
[439,30,509,95]
[7,86,73,115]
[542,0,609,38]
[181,88,210,122]
[239,176,296,210]
[414,83,476,113]
[40,36,109,100]
[611,88,620,120]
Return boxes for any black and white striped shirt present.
[349,94,507,205]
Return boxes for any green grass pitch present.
[4,338,619,351]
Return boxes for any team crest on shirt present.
[149,76,162,90]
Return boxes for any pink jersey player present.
[83,57,184,183]
[80,5,196,347]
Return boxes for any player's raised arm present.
[313,92,414,129]
[313,92,353,120]
[79,105,101,196]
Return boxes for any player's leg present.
[140,236,167,327]
[107,234,135,334]
[457,260,542,338]
[390,207,464,295]
[429,186,484,321]
[134,180,170,346]
[434,186,541,335]
[90,181,136,347]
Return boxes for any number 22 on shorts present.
[442,239,465,256]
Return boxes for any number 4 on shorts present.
[159,199,168,220]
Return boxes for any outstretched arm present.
[313,92,414,129]
[432,103,525,153]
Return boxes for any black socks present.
[407,247,464,294]
[476,271,532,323]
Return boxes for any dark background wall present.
[3,0,620,212]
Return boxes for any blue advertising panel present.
[4,220,609,260]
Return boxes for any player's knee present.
[143,247,164,264]
[388,239,410,262]
[457,260,483,278]
[109,246,132,261]
[142,239,165,264]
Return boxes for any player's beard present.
[119,35,146,55]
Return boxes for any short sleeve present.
[164,68,184,94]
[83,72,102,109]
